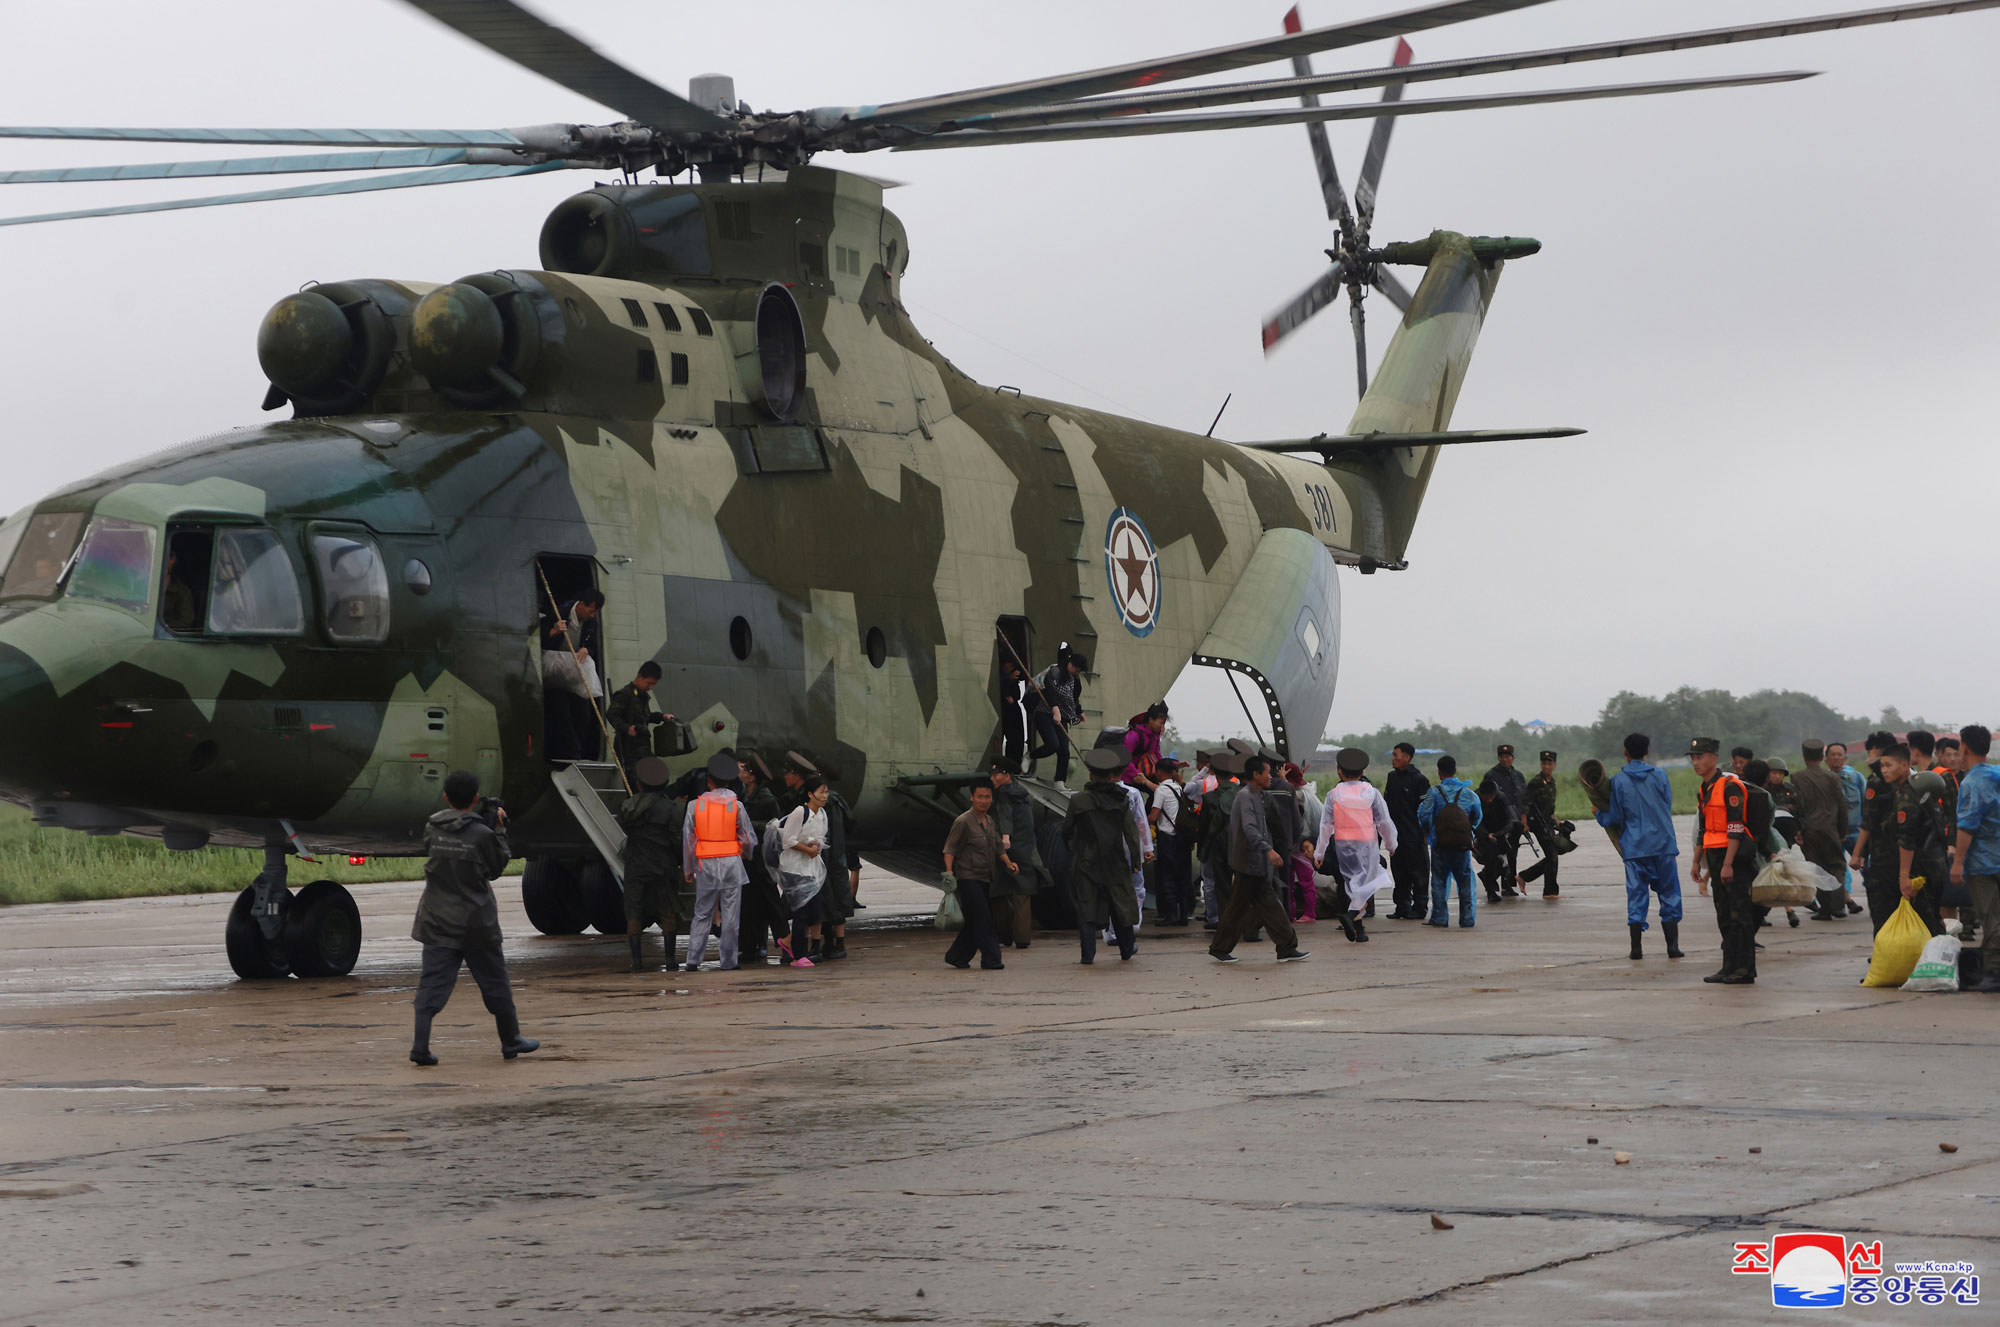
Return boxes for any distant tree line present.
[1310,687,1931,768]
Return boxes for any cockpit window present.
[0,512,85,601]
[310,530,389,644]
[207,528,303,636]
[64,517,156,613]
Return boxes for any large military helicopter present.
[0,0,1989,980]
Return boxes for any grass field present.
[0,804,513,908]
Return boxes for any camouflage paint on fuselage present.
[0,166,1501,865]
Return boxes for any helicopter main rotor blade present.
[839,0,1557,128]
[0,126,524,148]
[1284,6,1355,235]
[1372,266,1415,314]
[896,71,1817,151]
[0,147,517,185]
[1355,39,1415,230]
[1350,292,1370,399]
[0,162,571,228]
[951,0,2000,129]
[1262,261,1348,354]
[398,0,729,134]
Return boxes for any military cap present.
[1801,739,1826,759]
[1336,747,1369,773]
[1497,743,1515,757]
[705,752,739,782]
[1765,756,1790,774]
[738,750,773,784]
[990,755,1022,776]
[1688,737,1721,756]
[1539,750,1558,763]
[1194,749,1211,765]
[1082,746,1128,775]
[784,749,818,776]
[635,756,671,789]
[1211,750,1244,775]
[1225,737,1257,756]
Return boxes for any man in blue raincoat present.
[1595,732,1683,961]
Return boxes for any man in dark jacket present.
[735,751,786,964]
[990,757,1047,948]
[1062,746,1144,964]
[606,661,671,784]
[1384,743,1431,920]
[409,771,537,1065]
[1032,650,1087,784]
[617,756,683,972]
[1477,744,1528,900]
[1209,756,1309,964]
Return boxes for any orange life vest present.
[692,790,741,859]
[1698,773,1746,850]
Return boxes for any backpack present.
[761,816,787,873]
[1434,788,1474,852]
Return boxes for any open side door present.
[1191,528,1340,761]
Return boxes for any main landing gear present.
[224,844,363,980]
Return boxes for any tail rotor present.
[1263,8,1417,399]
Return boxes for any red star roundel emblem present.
[1104,506,1160,637]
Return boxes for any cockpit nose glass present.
[64,517,156,613]
[0,511,84,601]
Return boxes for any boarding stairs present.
[550,761,629,882]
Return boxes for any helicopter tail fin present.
[1332,231,1508,565]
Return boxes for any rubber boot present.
[1628,924,1644,960]
[497,1011,540,1060]
[1663,921,1684,958]
[1078,928,1097,965]
[628,934,644,972]
[410,1013,438,1067]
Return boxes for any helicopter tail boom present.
[1325,229,1504,565]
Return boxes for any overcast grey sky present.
[1,1,1995,740]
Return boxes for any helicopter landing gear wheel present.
[580,859,625,936]
[520,857,589,935]
[226,885,293,980]
[283,880,362,977]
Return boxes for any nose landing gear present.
[224,845,362,980]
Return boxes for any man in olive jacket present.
[409,770,539,1066]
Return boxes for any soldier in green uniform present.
[1851,742,1948,938]
[606,661,671,784]
[1062,745,1144,965]
[616,756,683,971]
[1516,750,1564,898]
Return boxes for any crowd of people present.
[400,613,2000,1062]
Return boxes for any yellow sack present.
[1862,896,1933,988]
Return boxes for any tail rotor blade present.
[1284,5,1354,233]
[1355,38,1415,229]
[1350,290,1370,399]
[1262,260,1347,354]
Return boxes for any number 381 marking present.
[1303,482,1338,533]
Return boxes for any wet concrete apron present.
[0,829,1993,1325]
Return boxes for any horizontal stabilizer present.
[1238,426,1584,458]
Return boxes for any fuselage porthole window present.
[310,529,390,645]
